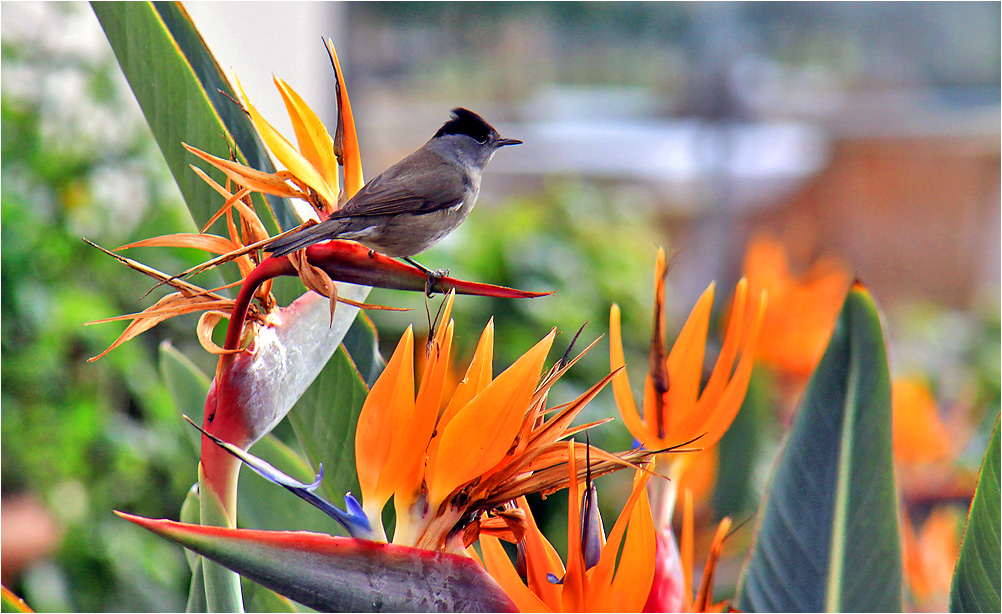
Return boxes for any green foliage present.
[91,2,291,241]
[1,5,206,609]
[736,287,903,612]
[950,419,1001,613]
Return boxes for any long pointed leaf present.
[736,285,903,612]
[92,2,292,237]
[117,514,518,613]
[949,418,1001,613]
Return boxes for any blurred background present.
[2,2,998,612]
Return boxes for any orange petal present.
[325,40,364,198]
[561,441,587,613]
[480,536,552,613]
[196,311,240,355]
[691,288,765,450]
[355,326,415,521]
[893,378,951,463]
[440,317,495,427]
[395,319,453,510]
[87,294,232,361]
[671,279,746,444]
[235,77,337,209]
[201,186,253,234]
[694,517,732,612]
[433,291,456,348]
[675,447,719,504]
[665,282,714,435]
[610,304,650,444]
[424,317,493,490]
[518,496,565,610]
[591,468,654,610]
[274,76,340,201]
[189,163,308,234]
[695,279,747,411]
[608,471,656,612]
[428,329,554,511]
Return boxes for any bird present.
[265,108,521,271]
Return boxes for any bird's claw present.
[424,269,449,297]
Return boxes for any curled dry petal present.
[88,293,234,361]
[197,311,242,355]
[182,143,306,200]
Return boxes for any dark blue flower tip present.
[182,415,373,540]
[306,464,325,492]
[580,480,604,571]
[546,572,564,585]
[343,493,370,533]
[344,492,365,519]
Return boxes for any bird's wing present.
[331,148,471,218]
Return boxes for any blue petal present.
[184,416,374,540]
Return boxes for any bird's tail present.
[265,220,341,258]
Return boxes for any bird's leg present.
[402,257,449,297]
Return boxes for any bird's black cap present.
[434,108,497,143]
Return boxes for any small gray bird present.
[266,108,521,264]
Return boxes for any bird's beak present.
[496,138,523,147]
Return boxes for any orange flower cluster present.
[741,232,850,378]
[353,292,650,551]
[610,247,766,485]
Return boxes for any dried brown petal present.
[197,311,244,355]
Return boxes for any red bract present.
[644,526,685,613]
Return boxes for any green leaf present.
[159,341,211,456]
[242,579,298,614]
[91,1,292,241]
[287,346,368,528]
[736,286,903,612]
[185,557,207,614]
[200,471,245,613]
[950,418,1001,613]
[342,312,386,388]
[713,366,769,518]
[119,514,518,613]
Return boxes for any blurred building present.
[89,2,1002,308]
[337,2,1001,309]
